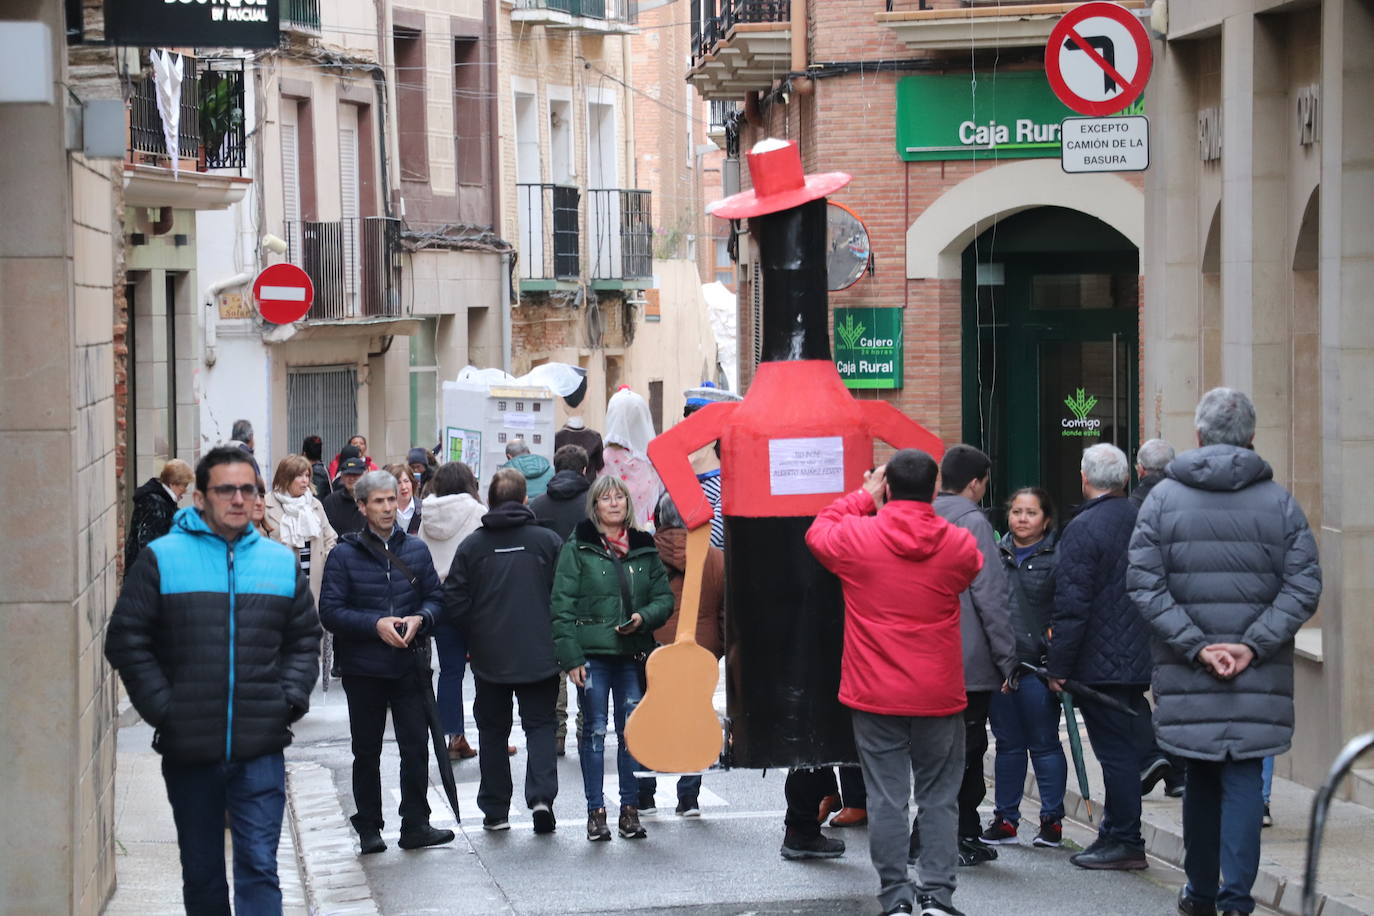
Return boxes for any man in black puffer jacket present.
[1048,442,1153,871]
[444,468,566,833]
[530,444,592,540]
[319,469,451,855]
[106,446,321,914]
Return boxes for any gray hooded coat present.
[934,494,1018,691]
[1127,445,1321,761]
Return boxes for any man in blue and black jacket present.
[320,469,451,855]
[106,446,321,915]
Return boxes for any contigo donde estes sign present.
[105,0,280,49]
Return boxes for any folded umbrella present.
[1018,662,1140,717]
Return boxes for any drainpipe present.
[203,272,253,367]
[500,250,513,372]
[791,0,812,95]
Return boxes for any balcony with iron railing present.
[877,1,1148,52]
[127,57,247,172]
[511,0,637,33]
[688,0,793,100]
[587,189,652,289]
[284,217,401,321]
[280,0,321,35]
[707,99,738,148]
[517,183,582,292]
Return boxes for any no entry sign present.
[1045,2,1153,116]
[253,263,314,325]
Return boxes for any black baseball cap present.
[340,457,367,475]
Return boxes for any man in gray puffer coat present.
[1128,388,1321,916]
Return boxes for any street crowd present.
[105,385,1320,916]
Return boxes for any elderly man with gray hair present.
[1047,442,1154,871]
[1128,388,1320,916]
[320,469,453,855]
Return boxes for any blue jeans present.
[576,655,644,811]
[1183,757,1264,913]
[1076,686,1150,849]
[432,622,468,737]
[1261,756,1274,804]
[162,752,286,916]
[988,674,1067,823]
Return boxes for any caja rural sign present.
[1045,2,1153,117]
[834,308,903,390]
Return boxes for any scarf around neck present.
[275,490,323,547]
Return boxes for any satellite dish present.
[827,202,871,291]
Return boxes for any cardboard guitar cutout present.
[624,524,720,772]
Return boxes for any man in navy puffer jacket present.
[106,446,321,914]
[1047,442,1153,871]
[320,469,451,855]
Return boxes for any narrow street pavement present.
[283,673,1205,916]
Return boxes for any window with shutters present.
[288,366,358,465]
[282,99,301,260]
[339,103,361,305]
[393,27,428,181]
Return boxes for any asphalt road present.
[287,672,1205,916]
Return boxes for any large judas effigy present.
[626,139,945,777]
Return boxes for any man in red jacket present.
[806,449,983,916]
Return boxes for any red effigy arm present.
[861,400,946,461]
[647,402,737,530]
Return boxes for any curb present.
[986,747,1374,916]
[286,761,382,916]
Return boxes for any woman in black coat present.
[123,459,193,572]
[980,487,1068,849]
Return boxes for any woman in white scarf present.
[265,454,338,604]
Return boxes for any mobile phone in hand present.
[615,618,635,633]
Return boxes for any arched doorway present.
[961,206,1140,521]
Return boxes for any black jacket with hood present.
[441,502,566,683]
[124,477,179,571]
[529,469,591,541]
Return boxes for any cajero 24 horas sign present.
[104,0,280,49]
[895,71,1143,162]
[834,309,903,390]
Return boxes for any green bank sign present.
[896,71,1143,162]
[835,308,903,389]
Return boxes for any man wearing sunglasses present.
[106,445,322,915]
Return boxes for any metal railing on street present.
[284,217,400,320]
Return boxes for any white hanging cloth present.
[150,50,184,179]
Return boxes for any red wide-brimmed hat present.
[707,138,851,220]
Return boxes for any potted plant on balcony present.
[199,73,244,171]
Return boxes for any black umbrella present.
[413,641,462,825]
[1018,662,1141,717]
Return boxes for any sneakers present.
[532,802,556,835]
[882,903,914,915]
[481,815,510,831]
[638,789,657,815]
[780,829,845,860]
[917,896,966,916]
[618,804,647,839]
[979,815,1018,845]
[675,796,701,818]
[586,807,611,841]
[1032,817,1063,848]
[357,831,386,855]
[829,806,868,827]
[1069,840,1148,870]
[1262,804,1273,828]
[448,734,477,760]
[957,837,997,867]
[397,824,456,849]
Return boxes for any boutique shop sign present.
[834,309,903,389]
[104,0,280,48]
[896,71,1143,162]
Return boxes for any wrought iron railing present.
[588,188,652,281]
[709,99,738,133]
[517,184,581,282]
[285,217,400,320]
[513,0,636,24]
[693,0,788,63]
[128,56,247,172]
[280,0,321,32]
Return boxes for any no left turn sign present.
[1045,2,1153,116]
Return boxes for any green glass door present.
[960,207,1139,525]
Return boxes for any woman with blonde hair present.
[551,474,673,841]
[124,458,194,571]
[265,454,337,604]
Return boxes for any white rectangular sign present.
[1060,115,1149,173]
[768,436,845,496]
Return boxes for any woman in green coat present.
[551,475,673,842]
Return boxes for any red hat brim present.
[707,170,852,220]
